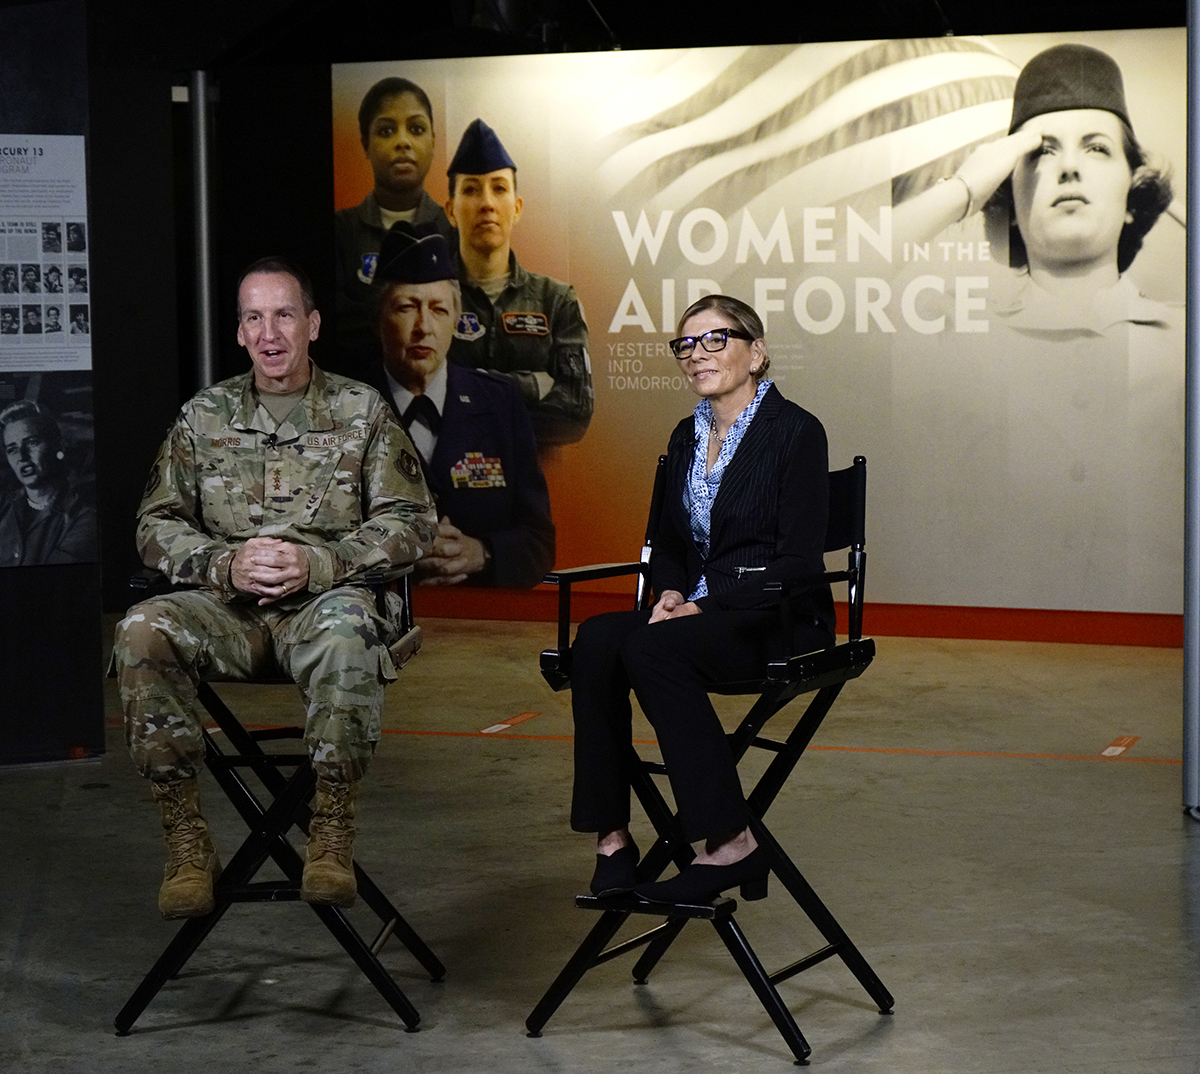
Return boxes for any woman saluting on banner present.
[894,43,1174,322]
[887,42,1182,612]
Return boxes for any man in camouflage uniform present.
[113,256,436,918]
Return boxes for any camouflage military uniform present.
[114,364,437,783]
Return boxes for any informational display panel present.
[0,135,92,369]
[0,0,103,768]
[0,133,97,570]
[333,28,1185,615]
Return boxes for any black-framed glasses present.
[668,328,753,359]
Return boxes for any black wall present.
[0,0,103,763]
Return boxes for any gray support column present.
[1185,8,1200,819]
[190,70,217,389]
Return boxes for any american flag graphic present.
[597,37,1019,217]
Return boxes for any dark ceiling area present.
[83,0,1188,70]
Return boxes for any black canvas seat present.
[526,455,892,1064]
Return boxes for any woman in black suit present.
[571,294,834,904]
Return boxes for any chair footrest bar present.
[222,754,309,768]
[590,923,677,968]
[769,942,843,985]
[249,727,304,741]
[370,918,397,957]
[750,736,787,753]
[576,893,737,920]
[221,880,302,902]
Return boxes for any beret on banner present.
[447,118,517,177]
[1009,44,1132,134]
[374,222,455,284]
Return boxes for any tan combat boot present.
[152,778,221,918]
[301,777,360,906]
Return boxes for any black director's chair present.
[113,570,445,1036]
[526,455,893,1064]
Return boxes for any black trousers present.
[570,606,832,844]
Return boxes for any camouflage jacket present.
[136,363,437,601]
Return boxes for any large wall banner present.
[332,28,1185,617]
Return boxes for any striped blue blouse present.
[682,378,773,600]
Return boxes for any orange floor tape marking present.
[192,721,1178,764]
[1100,735,1140,757]
[377,729,1180,763]
[480,711,541,734]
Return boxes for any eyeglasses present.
[667,328,754,359]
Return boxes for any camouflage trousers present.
[114,587,398,783]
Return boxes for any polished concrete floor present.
[4,618,1199,1073]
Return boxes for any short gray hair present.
[374,276,462,322]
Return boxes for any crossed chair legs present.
[115,687,445,1038]
[524,732,895,1065]
[124,693,891,1064]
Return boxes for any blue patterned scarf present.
[682,379,772,600]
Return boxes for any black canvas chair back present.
[113,572,444,1036]
[528,455,892,1064]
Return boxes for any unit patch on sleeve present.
[455,312,485,341]
[501,311,549,336]
[450,452,507,489]
[396,449,423,482]
[356,253,378,285]
[142,465,162,499]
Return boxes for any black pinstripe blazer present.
[649,384,835,637]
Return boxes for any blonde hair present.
[676,294,770,380]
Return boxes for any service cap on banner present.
[375,222,455,284]
[447,118,517,177]
[1009,44,1132,134]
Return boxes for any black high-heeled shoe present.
[589,839,640,896]
[635,846,770,904]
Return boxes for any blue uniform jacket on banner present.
[371,361,555,588]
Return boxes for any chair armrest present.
[361,562,415,587]
[764,569,849,599]
[128,567,174,598]
[756,568,853,652]
[765,637,875,689]
[540,561,647,691]
[389,624,424,670]
[362,564,418,635]
[543,562,644,585]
